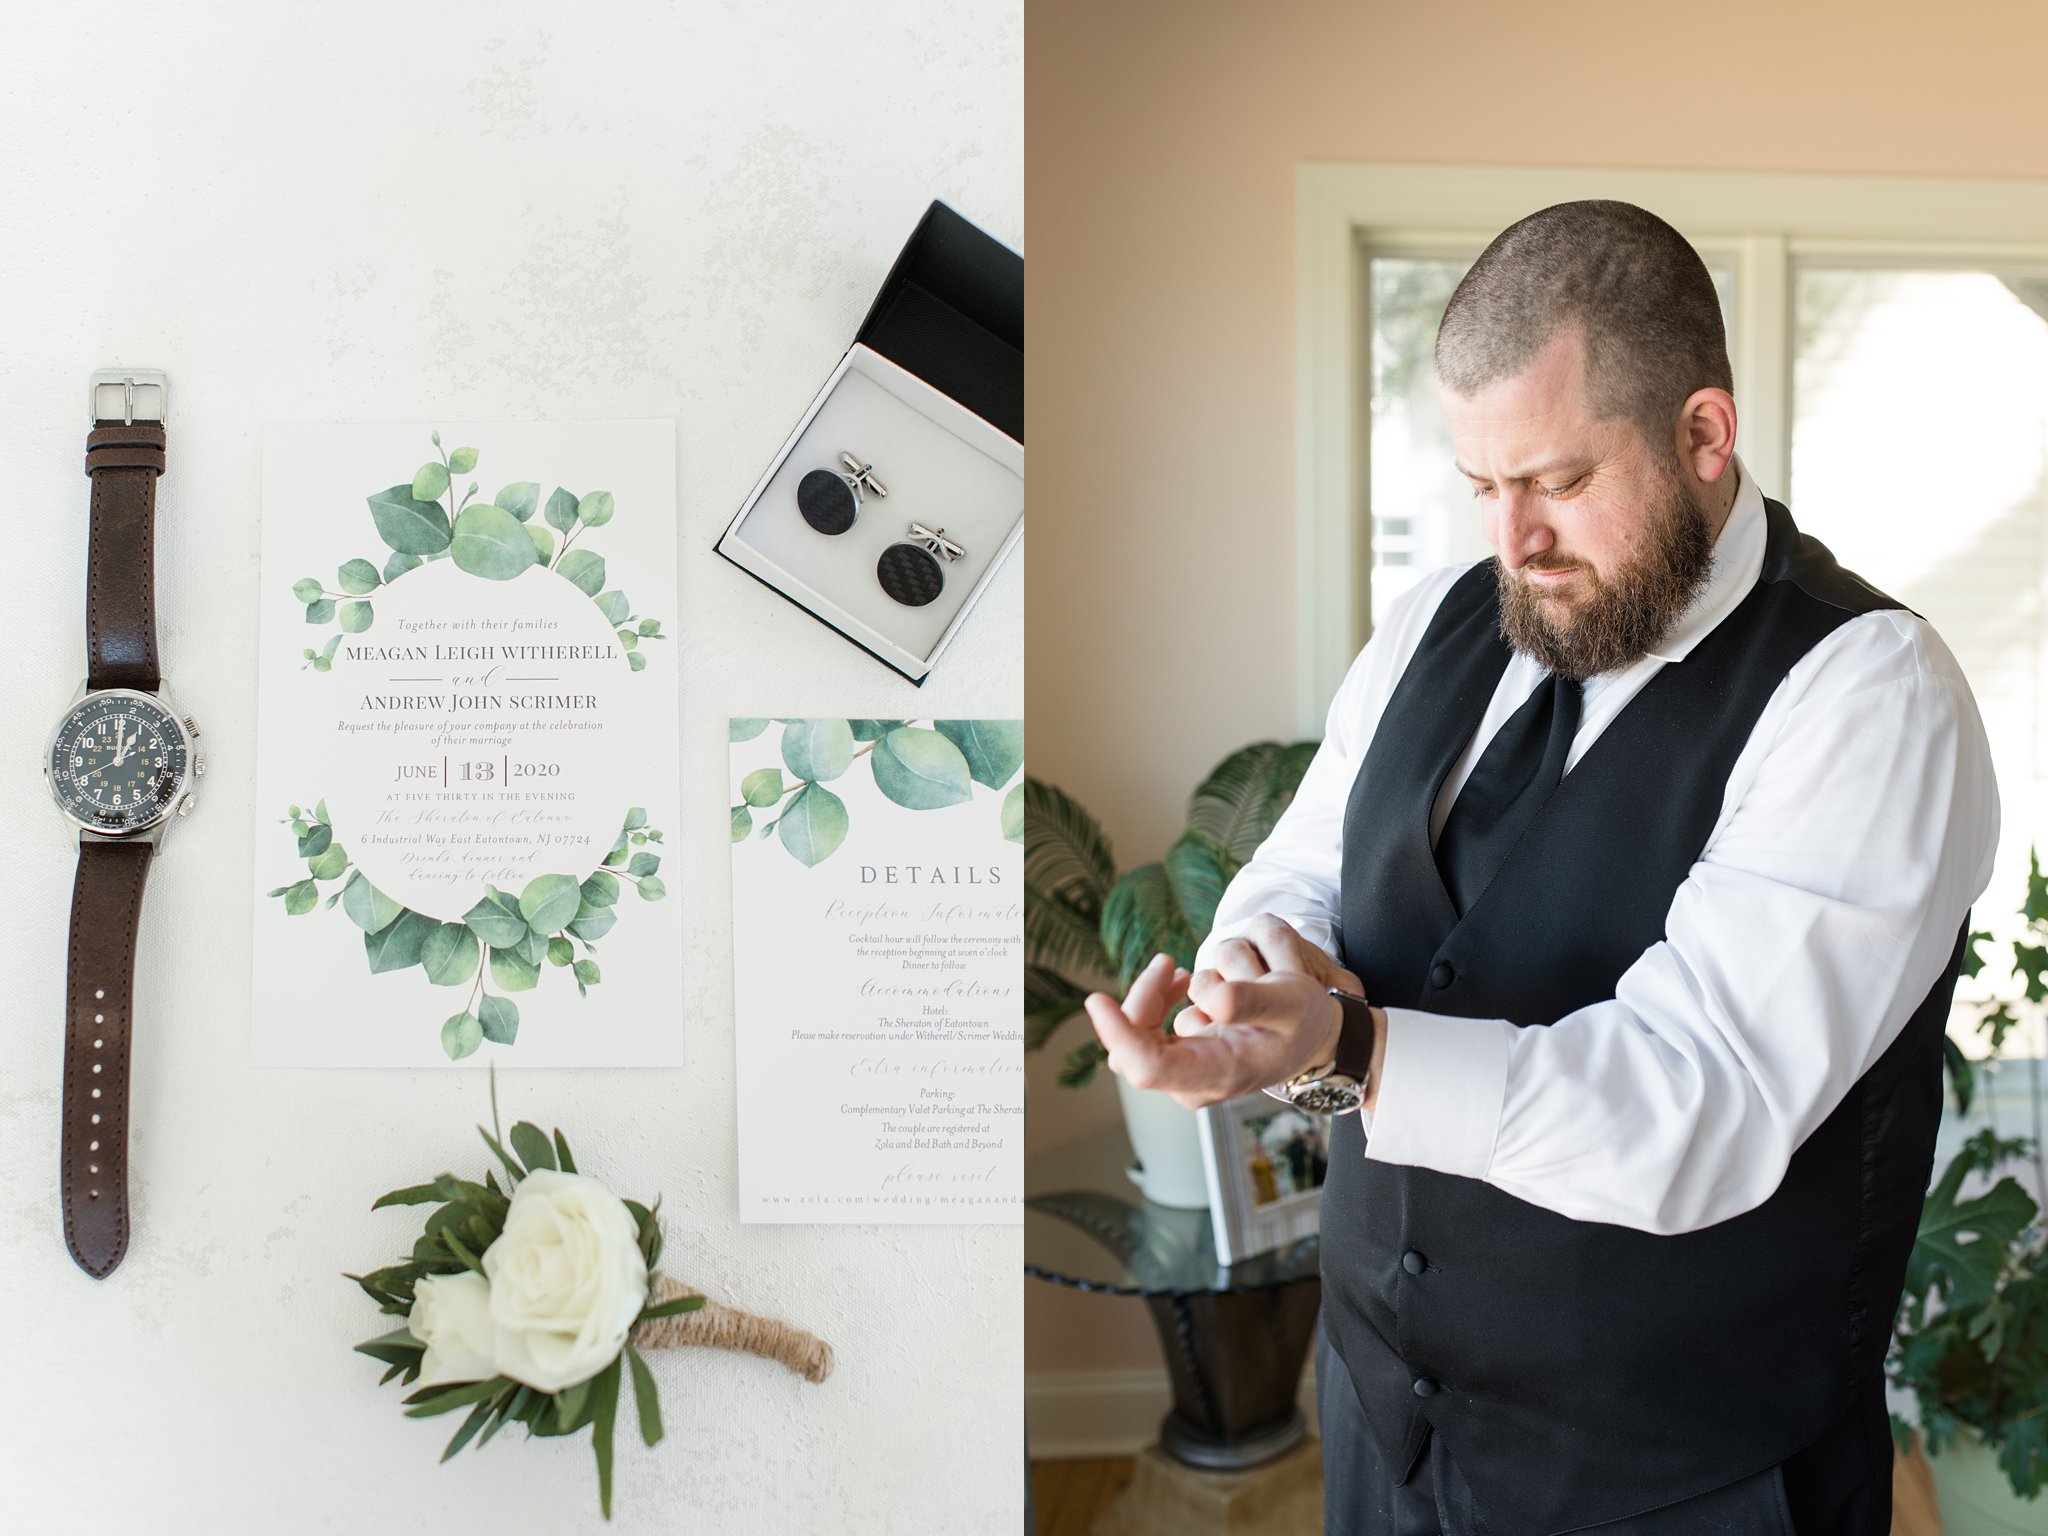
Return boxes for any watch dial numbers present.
[48,694,188,832]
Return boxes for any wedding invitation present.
[252,421,683,1068]
[727,718,1023,1222]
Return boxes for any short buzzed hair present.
[1435,200,1733,450]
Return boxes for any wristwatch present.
[42,370,202,1278]
[1280,989,1377,1115]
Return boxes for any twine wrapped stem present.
[629,1273,834,1384]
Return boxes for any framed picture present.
[1196,1094,1332,1266]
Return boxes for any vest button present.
[1403,1250,1426,1275]
[1413,1376,1440,1398]
[1428,960,1454,988]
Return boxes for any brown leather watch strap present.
[61,838,154,1278]
[84,420,166,692]
[1331,990,1378,1084]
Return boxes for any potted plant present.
[1023,741,1317,1208]
[1890,853,2048,1531]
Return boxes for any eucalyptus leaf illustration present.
[369,484,453,556]
[451,503,540,580]
[271,799,665,1052]
[732,717,1023,866]
[292,434,666,664]
[781,719,855,782]
[872,727,973,810]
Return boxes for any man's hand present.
[1084,915,1355,1110]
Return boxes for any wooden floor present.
[1030,1442,1942,1536]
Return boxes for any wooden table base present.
[1089,1438,1323,1536]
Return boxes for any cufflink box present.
[715,200,1023,685]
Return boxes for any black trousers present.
[1316,1324,1894,1535]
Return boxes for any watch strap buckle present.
[88,369,168,426]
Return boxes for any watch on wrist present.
[42,370,203,1278]
[1280,989,1377,1116]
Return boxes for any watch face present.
[1289,1077,1364,1116]
[47,690,189,834]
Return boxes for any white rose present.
[482,1167,650,1393]
[409,1270,498,1387]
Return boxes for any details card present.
[252,421,682,1067]
[727,718,1023,1222]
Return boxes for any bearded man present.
[1086,200,1999,1535]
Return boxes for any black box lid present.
[856,201,1023,444]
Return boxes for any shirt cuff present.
[1361,1007,1511,1181]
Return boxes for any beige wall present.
[1024,0,2048,1383]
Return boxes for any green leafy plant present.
[350,1079,833,1519]
[1889,851,2048,1498]
[268,800,667,1057]
[293,430,666,670]
[728,717,1023,866]
[1023,741,1317,1088]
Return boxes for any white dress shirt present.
[1199,459,2000,1234]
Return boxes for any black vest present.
[1320,499,1966,1535]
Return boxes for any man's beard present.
[1494,467,1716,682]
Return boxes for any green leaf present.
[777,784,849,867]
[478,1125,525,1185]
[383,550,421,583]
[580,871,621,908]
[628,851,661,877]
[441,1396,498,1462]
[368,485,453,556]
[404,1375,510,1418]
[573,958,601,987]
[1185,741,1319,865]
[596,590,630,625]
[463,888,528,948]
[365,909,437,973]
[626,1347,663,1448]
[519,873,582,934]
[1942,1033,1976,1115]
[306,598,336,624]
[781,718,856,782]
[936,719,1024,789]
[441,1012,483,1060]
[344,872,403,933]
[1002,781,1024,843]
[590,1357,623,1520]
[872,727,974,810]
[578,490,616,527]
[636,1294,706,1321]
[548,936,575,966]
[337,558,382,595]
[479,995,520,1044]
[570,902,617,942]
[636,875,667,901]
[307,844,348,881]
[298,822,333,858]
[556,548,606,596]
[509,1121,557,1172]
[447,446,479,474]
[638,618,661,637]
[553,1129,577,1173]
[731,804,753,841]
[494,481,539,520]
[623,808,648,831]
[1025,965,1092,1050]
[741,768,784,807]
[544,487,580,533]
[451,503,541,581]
[283,879,319,916]
[526,522,555,564]
[729,718,770,742]
[489,946,540,993]
[1100,841,1224,985]
[292,577,323,602]
[627,650,647,672]
[422,922,481,986]
[618,628,638,651]
[412,461,450,501]
[555,1378,592,1431]
[517,925,549,966]
[849,719,904,741]
[1907,1164,2037,1311]
[1022,776,1117,978]
[338,600,374,633]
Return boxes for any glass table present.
[1027,1127,1323,1471]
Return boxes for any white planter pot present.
[1928,1425,2048,1536]
[1114,1075,1211,1209]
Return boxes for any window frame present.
[1294,162,2048,733]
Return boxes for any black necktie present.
[1435,673,1584,917]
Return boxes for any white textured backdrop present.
[0,3,1022,1532]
